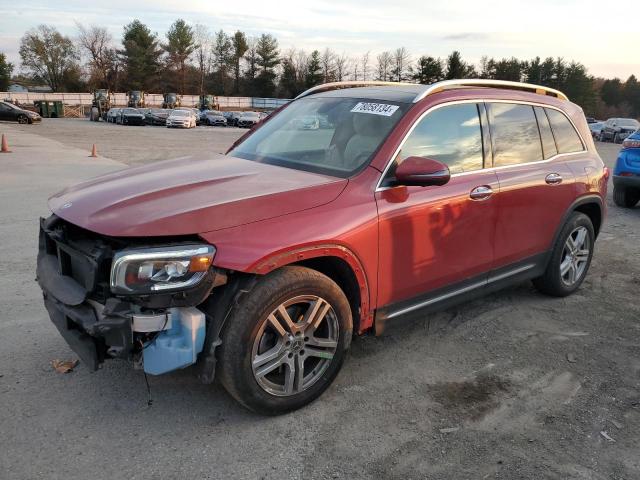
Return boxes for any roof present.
[296,80,569,103]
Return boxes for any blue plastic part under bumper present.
[143,307,206,375]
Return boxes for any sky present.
[0,0,636,80]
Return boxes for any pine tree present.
[0,52,14,91]
[163,19,196,94]
[120,20,162,91]
[254,33,279,97]
[412,56,443,84]
[230,31,248,94]
[305,50,323,87]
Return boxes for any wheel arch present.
[249,244,372,334]
[551,195,603,251]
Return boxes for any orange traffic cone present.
[1,134,11,153]
[89,144,98,157]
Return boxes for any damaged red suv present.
[38,80,607,414]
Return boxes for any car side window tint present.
[545,108,584,154]
[397,103,483,174]
[534,106,558,159]
[488,103,543,166]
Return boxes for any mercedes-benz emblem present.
[61,202,73,209]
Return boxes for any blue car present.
[613,129,640,208]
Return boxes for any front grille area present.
[39,215,115,301]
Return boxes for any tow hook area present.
[139,307,206,375]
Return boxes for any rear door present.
[376,102,499,309]
[488,102,580,268]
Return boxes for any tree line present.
[2,20,639,119]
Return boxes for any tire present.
[17,114,28,124]
[217,266,353,415]
[613,186,640,208]
[613,133,620,144]
[533,212,595,297]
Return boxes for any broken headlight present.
[110,245,215,294]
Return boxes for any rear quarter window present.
[545,108,584,154]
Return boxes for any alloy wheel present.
[560,226,590,286]
[251,295,339,397]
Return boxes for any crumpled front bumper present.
[36,216,212,374]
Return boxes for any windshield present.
[172,110,190,117]
[123,108,139,114]
[230,97,409,177]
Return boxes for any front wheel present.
[17,114,29,124]
[533,212,594,297]
[217,266,353,415]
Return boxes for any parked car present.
[224,111,243,126]
[599,118,640,143]
[106,108,121,123]
[37,80,607,415]
[117,108,146,126]
[237,111,261,128]
[0,101,41,124]
[166,109,197,128]
[191,108,203,126]
[612,129,640,208]
[589,121,604,139]
[586,116,597,124]
[145,108,171,126]
[203,110,227,126]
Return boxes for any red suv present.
[37,80,607,414]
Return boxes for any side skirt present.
[374,253,548,335]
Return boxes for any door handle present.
[469,185,493,200]
[545,173,563,185]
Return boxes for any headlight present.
[110,245,215,294]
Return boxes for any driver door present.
[375,102,499,315]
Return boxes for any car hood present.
[49,155,347,237]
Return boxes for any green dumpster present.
[33,100,64,118]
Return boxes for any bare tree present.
[391,47,411,82]
[334,53,349,81]
[76,23,119,90]
[320,48,335,83]
[293,49,309,86]
[193,24,212,96]
[376,51,392,81]
[361,51,370,81]
[350,57,360,80]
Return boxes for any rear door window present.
[534,106,558,159]
[397,103,483,174]
[544,108,584,154]
[488,103,543,167]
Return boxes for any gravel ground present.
[1,119,639,480]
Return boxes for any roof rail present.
[294,81,420,100]
[293,79,569,103]
[414,79,569,102]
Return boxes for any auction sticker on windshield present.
[350,102,399,116]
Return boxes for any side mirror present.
[394,156,451,187]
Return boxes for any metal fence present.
[0,92,291,110]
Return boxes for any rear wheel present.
[533,212,594,297]
[613,186,640,208]
[217,266,353,414]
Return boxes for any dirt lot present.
[1,119,639,480]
